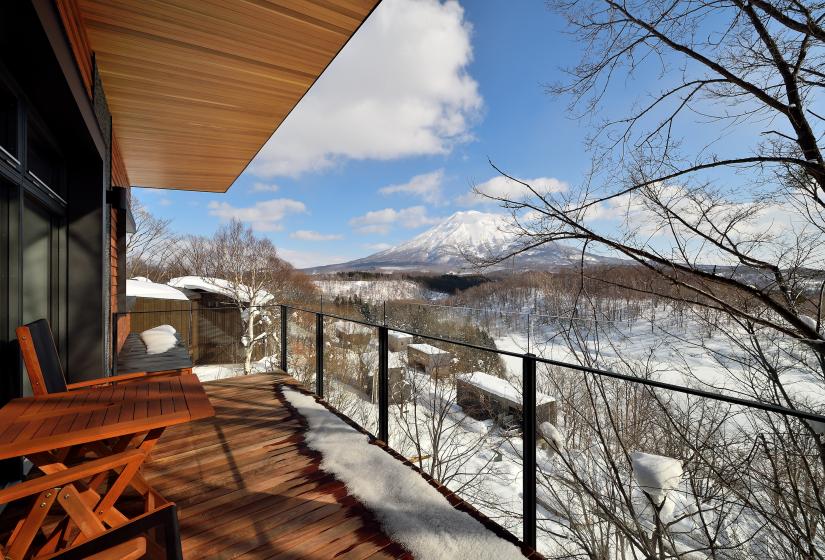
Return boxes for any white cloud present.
[208,198,306,232]
[158,197,173,207]
[290,230,343,241]
[249,0,481,177]
[349,206,441,235]
[457,176,568,206]
[379,170,445,204]
[363,242,393,252]
[251,182,280,192]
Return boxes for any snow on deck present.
[127,277,189,301]
[458,371,555,406]
[282,387,526,560]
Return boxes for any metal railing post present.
[378,325,389,442]
[315,312,324,397]
[280,305,288,373]
[522,353,537,550]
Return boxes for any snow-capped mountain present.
[307,211,615,274]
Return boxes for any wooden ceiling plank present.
[75,0,380,191]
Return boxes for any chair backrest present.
[15,319,68,395]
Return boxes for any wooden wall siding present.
[73,0,380,192]
[116,312,130,353]
[56,0,132,189]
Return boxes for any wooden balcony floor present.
[144,373,410,560]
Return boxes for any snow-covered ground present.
[193,355,279,381]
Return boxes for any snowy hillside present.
[314,279,443,302]
[307,211,615,273]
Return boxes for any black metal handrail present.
[271,301,825,551]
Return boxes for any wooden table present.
[0,374,214,559]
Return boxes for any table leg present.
[6,487,58,558]
[59,484,107,545]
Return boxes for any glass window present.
[27,119,64,197]
[0,80,17,162]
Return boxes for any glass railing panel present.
[286,308,317,389]
[322,316,379,436]
[386,336,524,540]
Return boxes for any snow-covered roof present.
[457,371,555,406]
[407,343,451,356]
[388,331,413,341]
[167,276,274,306]
[127,278,189,301]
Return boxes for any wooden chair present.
[16,319,186,396]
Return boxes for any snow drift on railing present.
[282,387,526,560]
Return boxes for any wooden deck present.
[143,373,411,559]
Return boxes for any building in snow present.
[456,371,557,439]
[407,343,452,378]
[388,331,414,352]
[333,320,373,347]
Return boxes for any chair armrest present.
[66,369,188,390]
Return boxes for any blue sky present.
[132,0,777,268]
[134,0,593,268]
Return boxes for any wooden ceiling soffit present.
[75,0,381,192]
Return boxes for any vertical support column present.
[315,313,324,397]
[378,325,389,442]
[280,305,288,373]
[111,312,118,376]
[522,353,537,550]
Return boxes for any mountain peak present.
[306,211,615,273]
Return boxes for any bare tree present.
[181,219,308,374]
[476,2,825,557]
[126,197,178,280]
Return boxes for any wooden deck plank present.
[143,373,538,559]
[142,373,406,559]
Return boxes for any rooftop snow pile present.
[458,371,555,406]
[140,325,177,355]
[282,387,526,560]
[630,451,683,504]
[127,277,188,301]
[167,276,274,306]
[407,343,451,356]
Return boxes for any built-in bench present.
[116,333,193,375]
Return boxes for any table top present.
[0,374,214,460]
